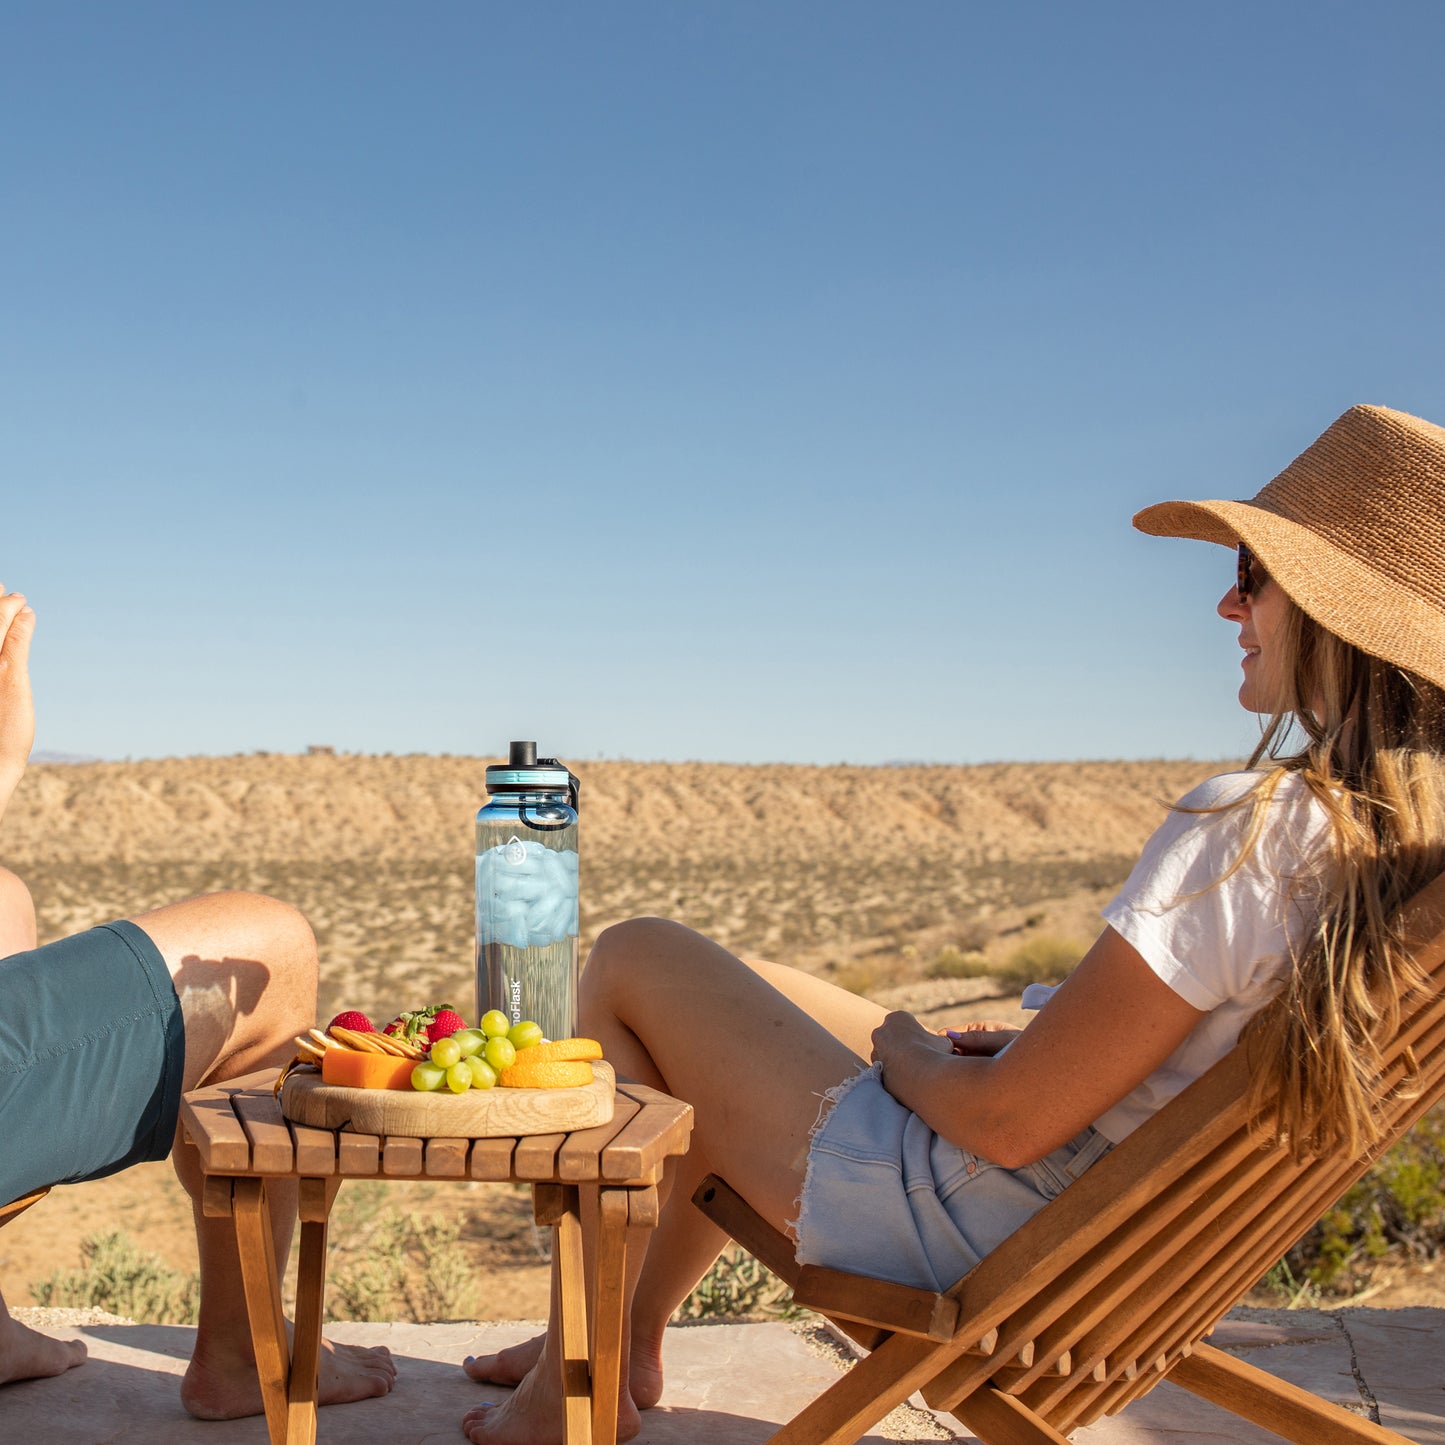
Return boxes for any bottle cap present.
[485,742,580,810]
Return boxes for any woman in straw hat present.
[461,404,1445,1445]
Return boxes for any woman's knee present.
[584,916,692,995]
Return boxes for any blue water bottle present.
[475,742,581,1044]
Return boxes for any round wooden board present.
[281,1060,615,1138]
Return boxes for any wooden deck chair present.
[694,870,1445,1445]
[0,1189,49,1232]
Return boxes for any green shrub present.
[925,948,992,980]
[33,1231,198,1324]
[1274,1108,1445,1298]
[994,934,1087,989]
[325,1193,474,1322]
[832,963,880,997]
[676,1246,797,1321]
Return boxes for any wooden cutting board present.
[281,1060,615,1138]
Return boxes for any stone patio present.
[3,1305,1443,1442]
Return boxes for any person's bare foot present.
[181,1333,396,1420]
[465,1329,664,1410]
[0,1312,87,1385]
[462,1350,642,1445]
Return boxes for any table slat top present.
[181,1070,693,1185]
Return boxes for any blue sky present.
[4,1,1443,765]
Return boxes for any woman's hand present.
[0,587,36,817]
[941,1022,1023,1057]
[871,1010,951,1083]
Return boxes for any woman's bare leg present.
[463,918,886,1444]
[129,891,397,1419]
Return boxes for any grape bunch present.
[409,1010,544,1093]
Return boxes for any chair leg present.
[949,1386,1073,1445]
[763,1330,949,1445]
[1169,1342,1416,1445]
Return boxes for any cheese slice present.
[322,1049,417,1091]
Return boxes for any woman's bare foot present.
[464,1329,665,1411]
[462,1349,642,1445]
[0,1312,87,1385]
[181,1334,397,1420]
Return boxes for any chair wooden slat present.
[0,1188,50,1229]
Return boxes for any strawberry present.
[428,1009,468,1043]
[384,1002,466,1047]
[327,1010,375,1034]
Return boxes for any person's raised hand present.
[0,586,36,810]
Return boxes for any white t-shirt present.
[1090,770,1333,1143]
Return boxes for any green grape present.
[507,1020,544,1051]
[466,1056,498,1090]
[430,1036,463,1069]
[452,1029,485,1059]
[483,1037,516,1072]
[446,1061,473,1094]
[411,1062,446,1092]
[480,1009,511,1038]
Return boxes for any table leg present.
[287,1177,342,1445]
[589,1188,630,1445]
[232,1177,292,1445]
[537,1182,594,1444]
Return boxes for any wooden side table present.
[180,1069,693,1445]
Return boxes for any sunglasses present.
[1236,543,1267,600]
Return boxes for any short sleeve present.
[1101,772,1330,1012]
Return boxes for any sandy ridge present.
[2,755,1234,866]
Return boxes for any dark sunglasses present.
[1236,543,1267,600]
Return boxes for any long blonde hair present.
[1235,600,1445,1159]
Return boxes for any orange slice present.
[498,1059,596,1089]
[322,1049,417,1091]
[511,1038,603,1067]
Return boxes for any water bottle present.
[475,741,581,1044]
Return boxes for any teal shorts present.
[0,920,185,1205]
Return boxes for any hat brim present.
[1134,499,1445,691]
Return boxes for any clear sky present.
[5,1,1443,766]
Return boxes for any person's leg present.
[128,891,397,1419]
[0,867,92,1386]
[463,918,886,1445]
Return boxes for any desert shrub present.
[925,947,992,980]
[676,1246,798,1321]
[33,1231,198,1324]
[833,963,880,996]
[1270,1108,1445,1299]
[326,1193,474,1322]
[993,934,1087,989]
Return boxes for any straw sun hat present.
[1134,404,1445,692]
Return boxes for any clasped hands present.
[869,1010,1021,1087]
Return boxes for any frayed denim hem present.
[788,1060,882,1255]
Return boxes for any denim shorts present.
[0,920,185,1205]
[793,1063,1114,1293]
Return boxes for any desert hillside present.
[5,754,1232,1021]
[4,753,1232,865]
